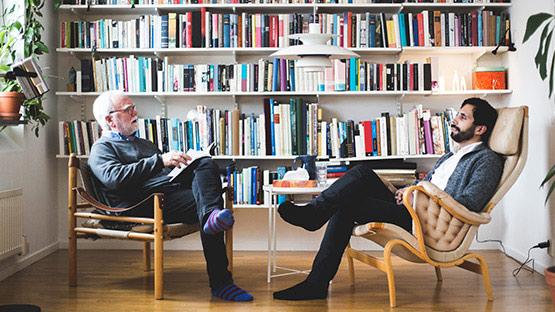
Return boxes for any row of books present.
[80,55,436,93]
[62,1,510,5]
[59,101,456,159]
[60,9,510,50]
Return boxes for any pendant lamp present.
[269,23,360,72]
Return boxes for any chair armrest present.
[74,187,164,214]
[406,182,491,226]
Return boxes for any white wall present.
[495,0,555,274]
[0,1,59,281]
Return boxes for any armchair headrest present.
[488,107,525,156]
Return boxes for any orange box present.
[472,67,506,90]
[272,180,317,188]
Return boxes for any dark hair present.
[460,97,498,143]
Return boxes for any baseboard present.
[0,241,59,282]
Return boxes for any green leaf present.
[550,53,555,97]
[524,13,553,43]
[54,1,61,13]
[541,164,555,187]
[546,181,555,205]
[36,41,48,54]
[534,25,552,79]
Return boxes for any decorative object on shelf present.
[67,67,76,92]
[0,0,50,136]
[270,23,359,72]
[472,67,506,90]
[293,155,317,180]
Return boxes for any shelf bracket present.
[473,50,488,66]
[70,95,84,104]
[80,102,86,121]
[232,50,238,64]
[396,94,405,116]
[70,8,85,21]
[154,95,167,118]
[69,51,83,61]
[233,94,239,110]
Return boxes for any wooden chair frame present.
[345,106,528,307]
[345,187,493,308]
[68,154,233,300]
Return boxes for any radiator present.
[0,188,23,261]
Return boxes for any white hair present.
[93,90,125,131]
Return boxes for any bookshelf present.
[56,1,513,209]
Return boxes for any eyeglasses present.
[109,105,136,115]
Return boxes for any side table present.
[262,184,328,283]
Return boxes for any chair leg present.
[225,228,233,274]
[346,243,355,286]
[69,230,77,287]
[143,242,151,272]
[154,195,164,300]
[435,266,443,282]
[473,255,493,301]
[384,245,397,308]
[458,254,493,301]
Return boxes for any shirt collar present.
[103,130,136,141]
[453,141,482,154]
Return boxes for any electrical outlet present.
[549,239,555,257]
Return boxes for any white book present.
[259,114,265,156]
[408,13,414,47]
[392,14,401,49]
[320,121,327,157]
[156,115,163,151]
[258,59,265,92]
[263,170,270,205]
[331,118,339,158]
[379,116,388,156]
[423,11,431,47]
[167,147,212,183]
[239,119,244,156]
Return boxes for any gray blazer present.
[422,143,504,212]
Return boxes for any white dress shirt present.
[430,142,483,190]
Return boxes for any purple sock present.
[203,209,234,235]
[212,283,253,301]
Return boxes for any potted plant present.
[524,11,555,305]
[0,0,50,136]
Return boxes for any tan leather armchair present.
[68,154,234,299]
[346,106,528,307]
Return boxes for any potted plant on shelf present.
[524,11,555,305]
[0,0,50,135]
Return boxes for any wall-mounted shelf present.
[56,153,442,161]
[57,46,507,58]
[58,3,511,15]
[56,89,512,99]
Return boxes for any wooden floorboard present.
[0,250,551,311]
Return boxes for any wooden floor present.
[0,249,552,311]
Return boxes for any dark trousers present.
[125,158,232,289]
[305,164,412,286]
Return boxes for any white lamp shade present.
[269,44,359,60]
[269,23,359,72]
[295,56,332,72]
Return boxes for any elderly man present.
[274,97,504,301]
[88,91,252,302]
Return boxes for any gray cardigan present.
[422,143,504,212]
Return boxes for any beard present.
[114,119,138,137]
[450,124,476,143]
